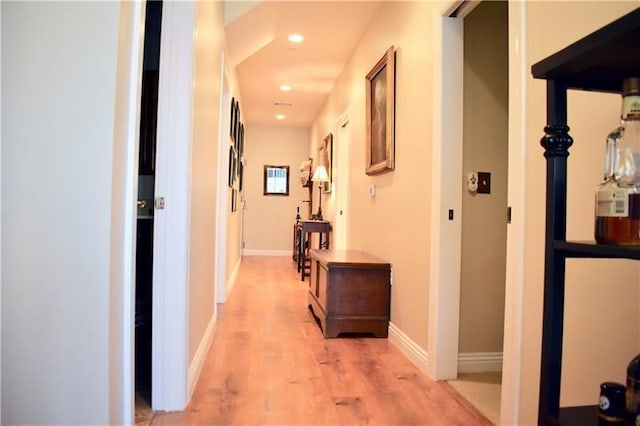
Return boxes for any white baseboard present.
[388,322,429,375]
[242,249,290,257]
[388,322,502,376]
[187,312,217,400]
[457,352,503,373]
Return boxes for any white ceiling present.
[224,1,382,127]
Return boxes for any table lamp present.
[311,165,329,220]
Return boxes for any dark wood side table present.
[307,249,391,338]
[296,220,331,281]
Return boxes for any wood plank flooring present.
[151,256,492,425]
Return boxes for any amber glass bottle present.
[627,354,640,419]
[595,77,640,244]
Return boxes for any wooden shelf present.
[553,406,597,426]
[531,8,640,94]
[546,405,635,426]
[533,7,640,426]
[554,240,640,260]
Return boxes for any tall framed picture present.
[231,188,237,212]
[319,133,333,193]
[228,146,236,188]
[365,46,396,175]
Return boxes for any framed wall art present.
[263,165,290,196]
[365,46,396,175]
[228,145,236,188]
[229,97,236,141]
[318,133,333,193]
[231,188,237,212]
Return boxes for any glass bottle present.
[595,77,640,244]
[627,354,640,419]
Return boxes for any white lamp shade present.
[312,165,330,182]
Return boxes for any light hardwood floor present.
[151,256,492,425]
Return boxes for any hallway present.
[151,256,492,425]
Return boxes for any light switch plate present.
[477,172,491,194]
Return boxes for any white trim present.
[152,1,196,412]
[388,322,429,375]
[187,313,217,400]
[215,56,230,304]
[334,111,350,251]
[458,352,503,373]
[428,2,464,381]
[451,0,482,19]
[500,2,527,424]
[242,249,291,257]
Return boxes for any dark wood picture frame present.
[263,165,290,196]
[228,146,236,188]
[231,188,237,212]
[319,133,333,193]
[238,123,244,156]
[365,46,396,175]
[234,101,241,151]
[230,97,237,142]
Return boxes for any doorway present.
[449,1,509,424]
[429,0,527,424]
[135,0,162,419]
[334,112,351,250]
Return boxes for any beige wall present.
[518,2,640,422]
[459,1,508,354]
[188,0,226,366]
[243,126,311,254]
[311,1,640,423]
[226,79,243,292]
[311,1,434,347]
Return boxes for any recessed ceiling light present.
[275,114,286,120]
[288,34,304,43]
[279,85,292,92]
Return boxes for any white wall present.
[2,2,122,423]
[243,125,311,255]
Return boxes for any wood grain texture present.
[309,249,390,268]
[151,256,492,426]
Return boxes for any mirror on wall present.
[263,165,290,196]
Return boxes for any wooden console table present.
[307,249,391,338]
[295,220,331,281]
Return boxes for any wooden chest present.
[307,249,391,338]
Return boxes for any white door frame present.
[151,1,196,411]
[111,1,145,423]
[500,2,527,423]
[334,111,350,250]
[429,1,526,424]
[215,58,231,303]
[427,1,464,382]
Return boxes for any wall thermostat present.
[467,172,478,193]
